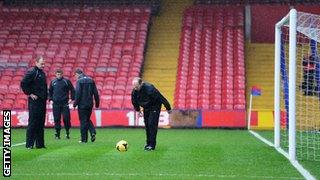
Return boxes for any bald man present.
[131,77,171,151]
[21,56,47,149]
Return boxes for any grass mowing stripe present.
[13,172,303,179]
[10,129,304,179]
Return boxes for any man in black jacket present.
[49,69,75,139]
[20,56,47,149]
[73,69,99,143]
[131,77,171,151]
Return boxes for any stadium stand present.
[247,4,320,110]
[142,0,193,107]
[245,43,274,110]
[3,0,161,15]
[174,6,245,110]
[251,5,289,43]
[194,0,320,5]
[0,6,151,109]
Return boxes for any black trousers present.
[78,108,96,142]
[143,108,161,149]
[52,102,71,135]
[26,98,46,148]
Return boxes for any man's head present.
[55,69,63,79]
[75,68,83,79]
[35,56,45,70]
[132,77,143,91]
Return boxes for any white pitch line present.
[249,130,316,180]
[1,142,26,148]
[249,130,274,147]
[13,172,303,179]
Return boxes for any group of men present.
[20,56,171,151]
[20,56,99,149]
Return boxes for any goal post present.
[275,8,297,161]
[275,9,320,162]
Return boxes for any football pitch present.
[4,128,319,179]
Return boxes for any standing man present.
[131,77,171,151]
[48,69,75,139]
[73,69,99,143]
[20,56,47,149]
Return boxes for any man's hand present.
[30,94,38,100]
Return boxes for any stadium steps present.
[142,0,193,106]
[246,44,320,130]
[246,43,317,115]
[246,43,275,110]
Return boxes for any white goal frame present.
[274,8,297,161]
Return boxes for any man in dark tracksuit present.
[48,69,75,139]
[131,77,171,151]
[73,69,99,143]
[20,56,47,149]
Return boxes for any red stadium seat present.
[174,6,245,110]
[0,6,145,111]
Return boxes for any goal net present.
[275,9,320,161]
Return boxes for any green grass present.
[2,128,311,179]
[252,130,320,179]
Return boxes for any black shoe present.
[78,140,87,143]
[55,134,61,140]
[26,146,33,150]
[91,134,96,142]
[36,146,46,149]
[66,134,70,139]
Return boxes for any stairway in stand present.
[142,0,193,105]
